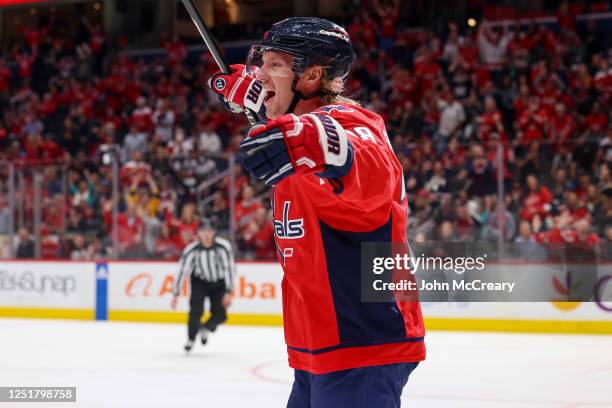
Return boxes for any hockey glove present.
[239,113,353,186]
[208,64,265,117]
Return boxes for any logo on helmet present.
[214,78,226,91]
[318,29,349,42]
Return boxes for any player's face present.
[256,51,296,119]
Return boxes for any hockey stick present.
[179,0,258,125]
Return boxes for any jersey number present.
[348,126,376,143]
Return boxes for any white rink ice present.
[0,319,611,408]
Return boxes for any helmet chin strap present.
[285,76,302,115]
[285,73,340,115]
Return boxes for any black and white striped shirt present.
[173,237,236,296]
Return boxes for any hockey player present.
[209,17,425,407]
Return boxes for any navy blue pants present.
[286,362,419,408]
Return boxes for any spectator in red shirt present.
[414,49,443,95]
[574,218,600,245]
[346,15,363,48]
[516,96,548,144]
[359,13,378,49]
[13,46,37,79]
[388,68,417,108]
[243,207,275,260]
[442,137,466,170]
[507,30,532,72]
[574,174,592,199]
[548,102,575,148]
[23,133,44,160]
[39,92,58,117]
[90,23,105,55]
[374,0,399,50]
[164,34,187,68]
[120,151,152,186]
[584,102,608,135]
[235,184,263,236]
[513,84,531,118]
[130,96,153,133]
[535,74,565,115]
[0,58,11,95]
[99,107,120,131]
[564,191,590,222]
[167,202,200,247]
[570,63,593,114]
[111,203,144,257]
[154,224,183,260]
[521,174,553,221]
[477,96,505,142]
[556,0,578,33]
[41,134,64,159]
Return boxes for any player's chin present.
[264,101,283,120]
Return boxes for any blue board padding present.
[95,263,108,321]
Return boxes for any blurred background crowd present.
[0,0,610,260]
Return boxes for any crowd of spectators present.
[0,0,611,261]
[345,0,611,251]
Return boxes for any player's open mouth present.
[264,91,276,103]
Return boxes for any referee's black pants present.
[188,276,228,340]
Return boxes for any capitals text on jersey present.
[274,201,305,239]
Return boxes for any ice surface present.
[0,319,610,407]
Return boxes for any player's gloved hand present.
[208,64,265,117]
[239,113,353,186]
[238,116,297,186]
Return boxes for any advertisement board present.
[0,261,611,333]
[0,261,96,318]
[106,261,282,323]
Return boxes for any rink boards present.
[0,260,611,334]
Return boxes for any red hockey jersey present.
[272,103,426,374]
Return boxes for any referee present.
[170,217,236,352]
